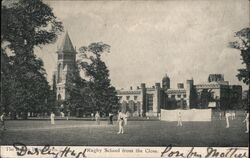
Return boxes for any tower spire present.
[59,31,75,52]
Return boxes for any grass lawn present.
[0,119,248,146]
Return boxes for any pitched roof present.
[59,32,75,53]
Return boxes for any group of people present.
[48,110,249,134]
[1,110,248,134]
[93,111,127,134]
[224,111,249,133]
[175,110,249,133]
[51,110,128,134]
[218,110,249,133]
[0,110,129,134]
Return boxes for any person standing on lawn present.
[0,112,6,130]
[109,112,114,125]
[231,110,236,120]
[219,111,222,120]
[177,111,183,127]
[50,112,55,125]
[66,111,70,120]
[95,111,100,125]
[243,111,249,133]
[225,111,231,128]
[91,113,94,120]
[124,111,129,125]
[117,111,125,134]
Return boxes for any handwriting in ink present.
[13,143,87,158]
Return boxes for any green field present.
[0,118,248,146]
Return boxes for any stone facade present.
[117,73,243,116]
[53,32,77,101]
[117,83,161,117]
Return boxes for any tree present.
[229,28,250,85]
[1,0,63,51]
[229,28,250,111]
[66,65,91,116]
[78,42,119,115]
[1,51,52,118]
[1,51,12,113]
[1,0,63,118]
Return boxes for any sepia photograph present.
[1,0,249,157]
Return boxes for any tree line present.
[1,0,63,119]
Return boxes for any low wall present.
[160,109,212,122]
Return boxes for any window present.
[58,54,63,60]
[177,95,181,98]
[147,94,153,111]
[171,95,175,98]
[126,96,130,100]
[134,104,137,111]
[58,94,61,100]
[134,96,138,100]
[183,94,186,98]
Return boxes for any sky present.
[36,0,249,90]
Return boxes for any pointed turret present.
[162,73,170,90]
[59,31,75,53]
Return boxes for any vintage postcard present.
[1,0,249,157]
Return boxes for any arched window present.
[58,94,62,100]
[57,63,63,83]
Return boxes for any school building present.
[117,74,242,117]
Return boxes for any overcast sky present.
[36,0,249,90]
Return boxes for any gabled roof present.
[59,31,75,53]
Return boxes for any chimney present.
[141,83,146,89]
